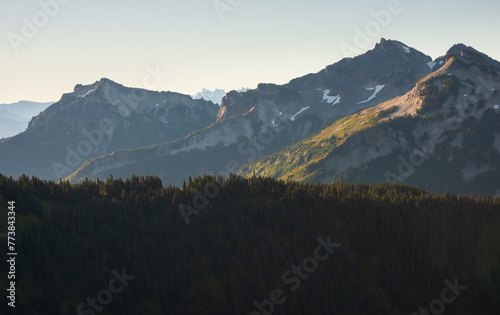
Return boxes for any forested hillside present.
[0,174,499,314]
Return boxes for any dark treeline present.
[0,174,499,314]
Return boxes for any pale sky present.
[1,0,499,104]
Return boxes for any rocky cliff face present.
[0,78,219,180]
[217,89,255,121]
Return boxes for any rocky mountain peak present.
[444,44,500,68]
[446,43,474,56]
[374,38,411,54]
[217,90,254,122]
[375,37,392,50]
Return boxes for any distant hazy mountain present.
[0,101,53,138]
[0,79,218,180]
[0,118,29,139]
[0,101,54,120]
[192,87,250,105]
[241,45,500,196]
[68,39,438,186]
[0,109,26,121]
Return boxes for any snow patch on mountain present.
[358,85,385,104]
[84,89,95,97]
[427,61,437,69]
[321,90,341,105]
[290,106,310,121]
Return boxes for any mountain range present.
[66,39,439,186]
[1,39,499,196]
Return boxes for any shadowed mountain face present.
[67,39,439,186]
[241,47,500,196]
[0,78,219,180]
